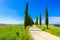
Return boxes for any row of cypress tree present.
[35,7,48,29]
[24,2,48,29]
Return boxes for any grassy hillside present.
[0,25,33,40]
[38,25,60,37]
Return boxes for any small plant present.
[16,32,19,36]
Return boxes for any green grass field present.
[0,25,33,40]
[38,25,60,37]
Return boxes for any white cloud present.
[0,17,24,24]
[49,17,60,24]
[42,17,60,24]
[1,16,60,24]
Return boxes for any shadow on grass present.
[42,28,49,31]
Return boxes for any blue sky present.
[0,0,60,24]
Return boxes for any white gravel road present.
[29,25,60,40]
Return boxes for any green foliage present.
[45,7,49,29]
[38,25,60,37]
[0,25,33,40]
[35,16,38,25]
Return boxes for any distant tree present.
[35,16,38,25]
[24,2,28,29]
[45,7,49,29]
[39,13,42,26]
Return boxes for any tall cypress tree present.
[40,13,42,26]
[35,16,38,25]
[24,2,28,29]
[45,7,49,29]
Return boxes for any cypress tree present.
[28,15,34,26]
[28,15,31,26]
[24,2,28,29]
[40,13,42,26]
[45,7,49,29]
[24,2,34,29]
[31,18,34,25]
[30,17,34,25]
[35,16,38,25]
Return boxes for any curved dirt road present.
[29,25,60,40]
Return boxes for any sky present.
[0,0,60,24]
